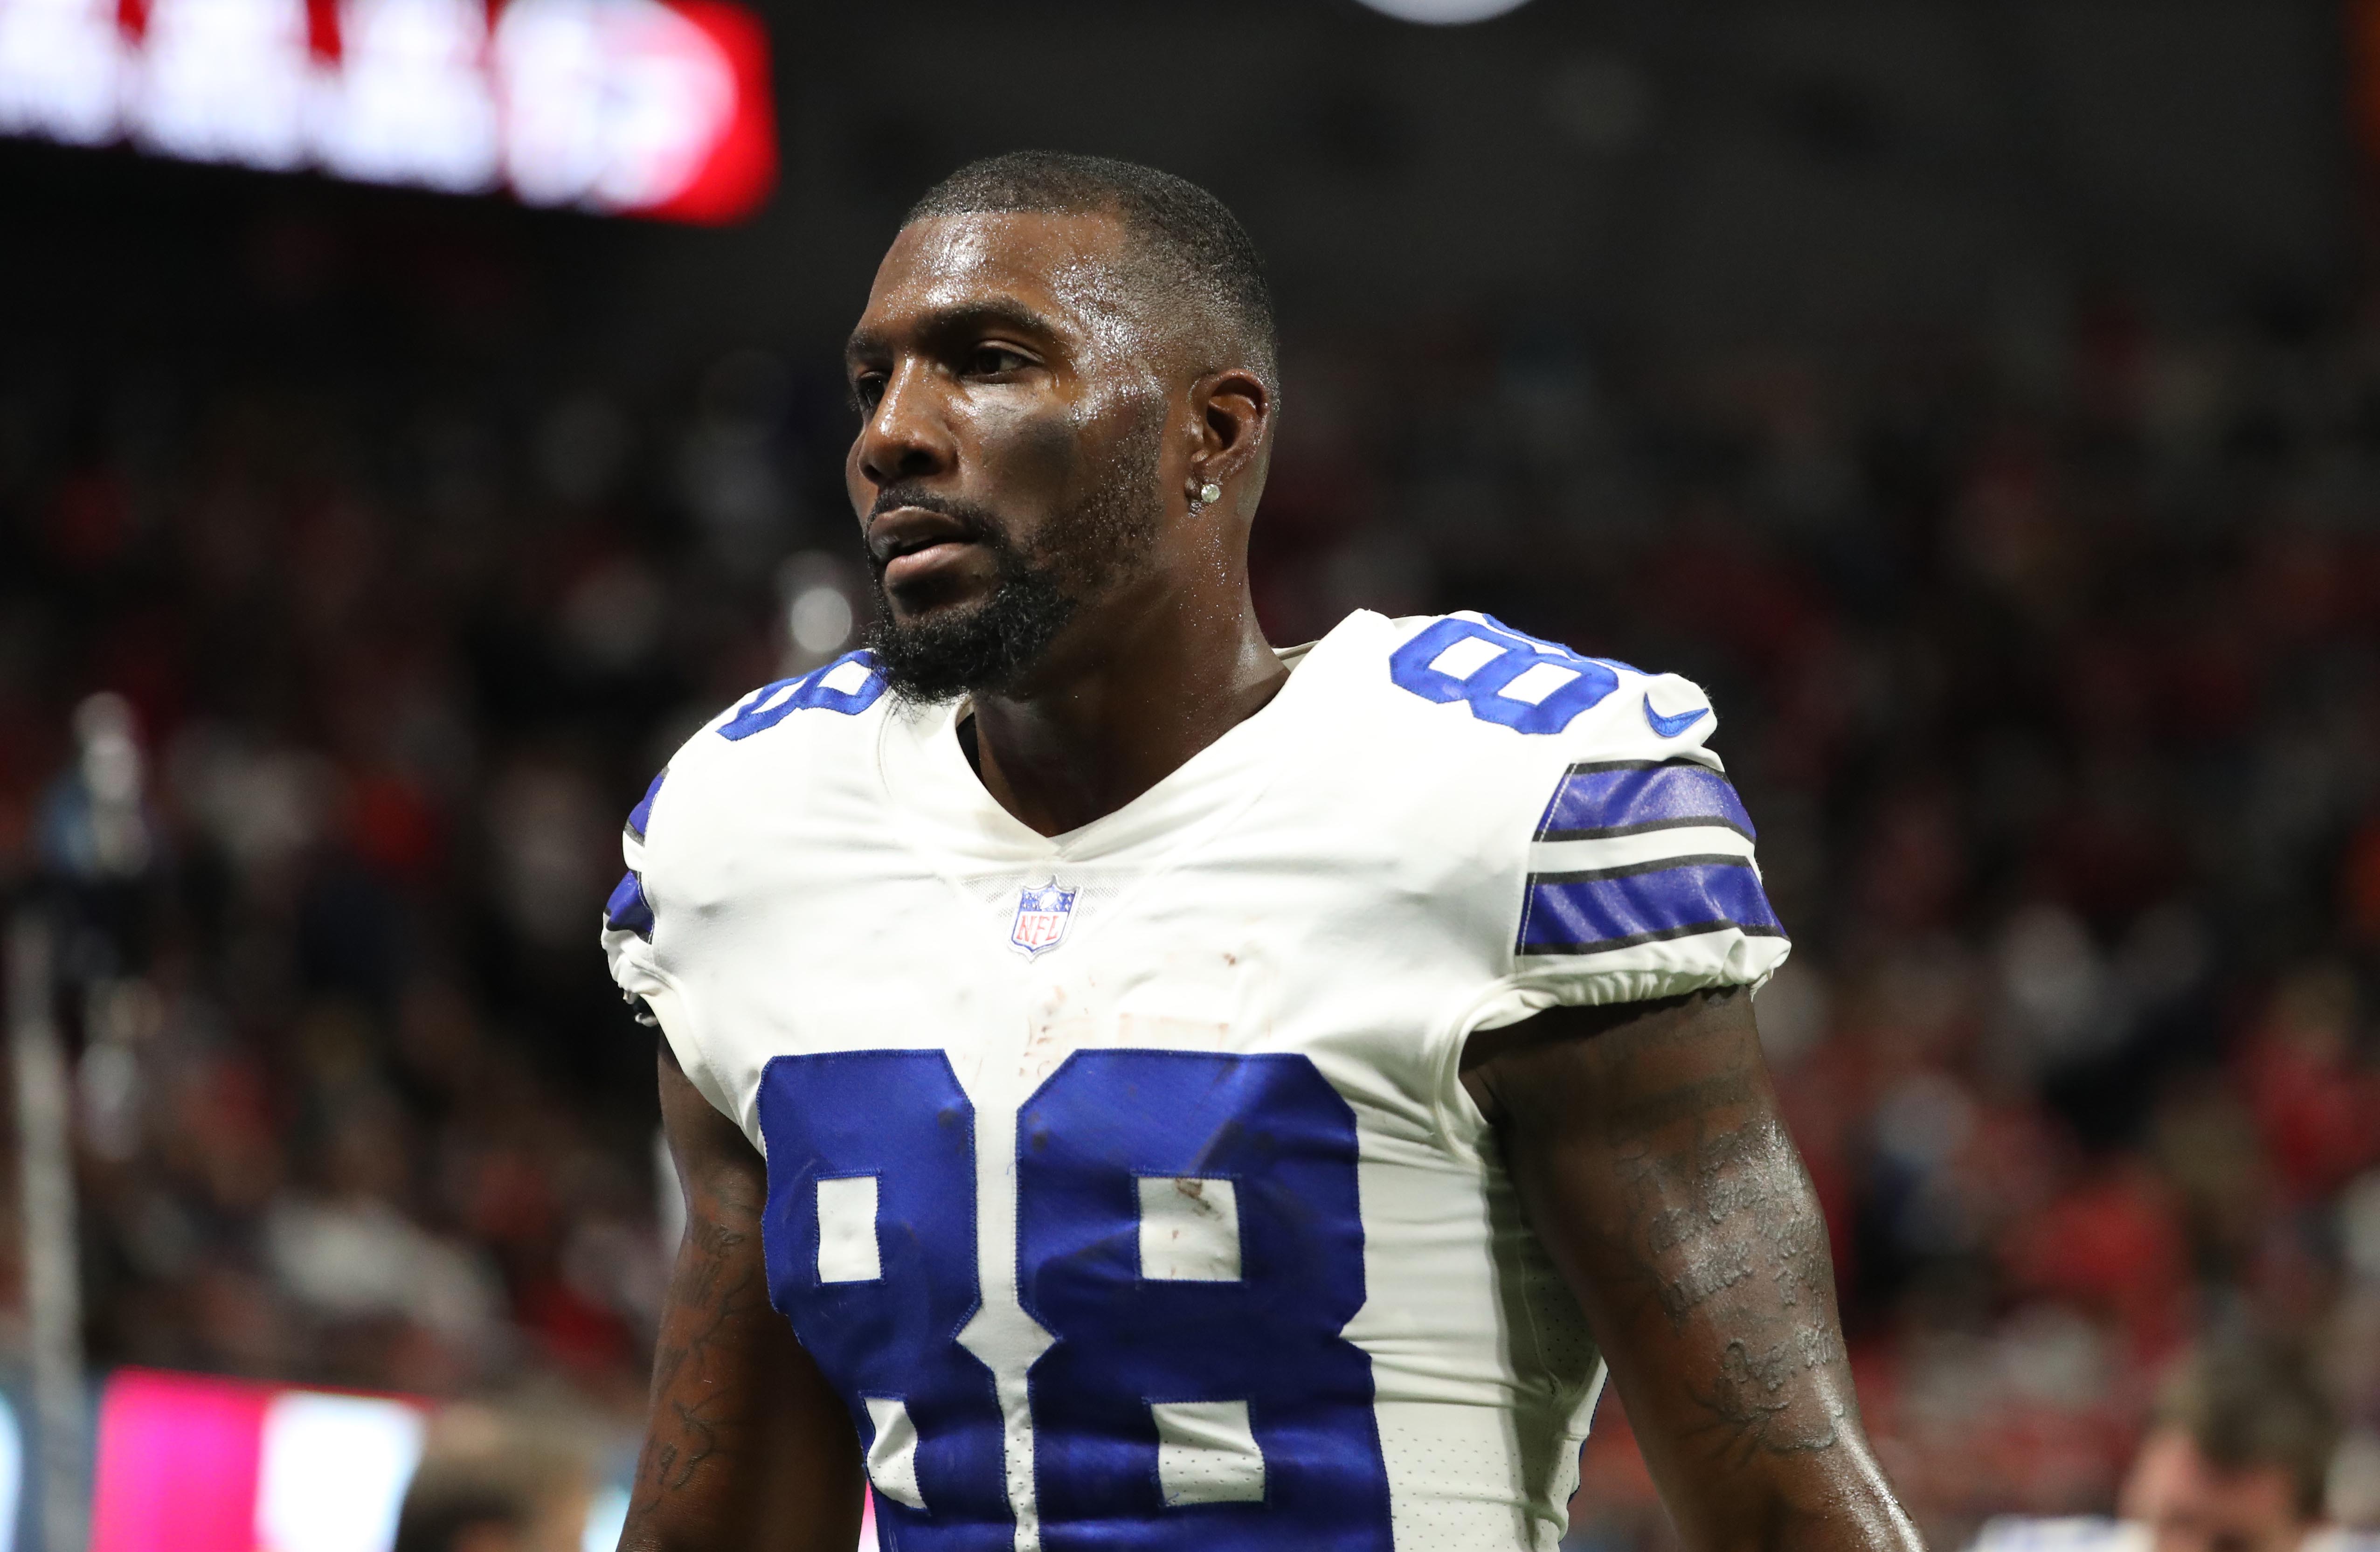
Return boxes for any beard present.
[863,423,1164,704]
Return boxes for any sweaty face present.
[844,211,1174,702]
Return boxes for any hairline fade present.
[902,151,1280,391]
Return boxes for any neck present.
[966,578,1287,837]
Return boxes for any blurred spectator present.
[1969,1334,2351,1552]
[392,1402,601,1552]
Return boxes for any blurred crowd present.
[2,262,2380,1550]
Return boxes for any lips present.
[868,506,982,590]
[884,539,977,589]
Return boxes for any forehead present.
[856,210,1144,343]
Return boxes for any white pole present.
[11,912,86,1552]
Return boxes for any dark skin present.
[1462,990,1919,1552]
[630,1043,864,1551]
[844,210,1284,835]
[621,208,1923,1552]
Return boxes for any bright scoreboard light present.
[0,0,775,221]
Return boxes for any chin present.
[884,588,996,630]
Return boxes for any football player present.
[604,152,1922,1552]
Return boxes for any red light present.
[639,0,771,224]
[0,0,776,221]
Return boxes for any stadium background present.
[2,0,2375,1546]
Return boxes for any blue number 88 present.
[758,1050,1394,1551]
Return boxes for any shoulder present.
[648,650,891,813]
[611,650,894,890]
[1304,610,1787,1007]
[602,650,894,1010]
[1291,606,1760,908]
[703,650,894,753]
[1312,609,1729,778]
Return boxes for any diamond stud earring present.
[1198,482,1223,506]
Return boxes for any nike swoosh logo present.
[1644,694,1709,738]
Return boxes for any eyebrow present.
[844,298,1064,367]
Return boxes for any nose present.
[853,360,956,492]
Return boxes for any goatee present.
[865,518,1081,703]
[863,425,1164,703]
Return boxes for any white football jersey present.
[603,609,1791,1552]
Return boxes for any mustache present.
[863,485,1016,582]
[866,484,1006,535]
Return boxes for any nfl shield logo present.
[1010,880,1077,958]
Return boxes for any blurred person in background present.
[394,1402,602,1552]
[1972,1335,2362,1552]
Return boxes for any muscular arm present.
[1464,986,1922,1552]
[621,1042,865,1552]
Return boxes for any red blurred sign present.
[0,0,775,222]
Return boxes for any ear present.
[1188,367,1272,491]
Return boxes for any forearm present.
[623,1046,864,1552]
[1752,1445,1921,1552]
[623,1213,783,1550]
[1595,1271,1910,1552]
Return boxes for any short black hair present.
[904,151,1278,387]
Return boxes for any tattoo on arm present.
[641,1211,764,1496]
[627,1170,770,1531]
[622,1045,864,1552]
[1654,1131,1848,1462]
[1480,990,1881,1498]
[1609,1089,1851,1464]
[1687,1330,1848,1466]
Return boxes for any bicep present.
[621,1043,864,1552]
[1467,989,1911,1552]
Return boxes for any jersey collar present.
[874,615,1359,869]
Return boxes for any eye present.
[967,345,1031,378]
[851,372,886,413]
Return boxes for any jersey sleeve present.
[1487,669,1791,1019]
[599,768,667,1015]
[599,764,740,1126]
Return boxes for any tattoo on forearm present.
[1587,1039,1856,1467]
[1688,1333,1848,1463]
[623,1170,769,1536]
[1613,1116,1824,1325]
[1654,1233,1754,1321]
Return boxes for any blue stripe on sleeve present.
[1534,759,1756,842]
[624,769,667,843]
[605,870,656,941]
[1519,859,1783,955]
